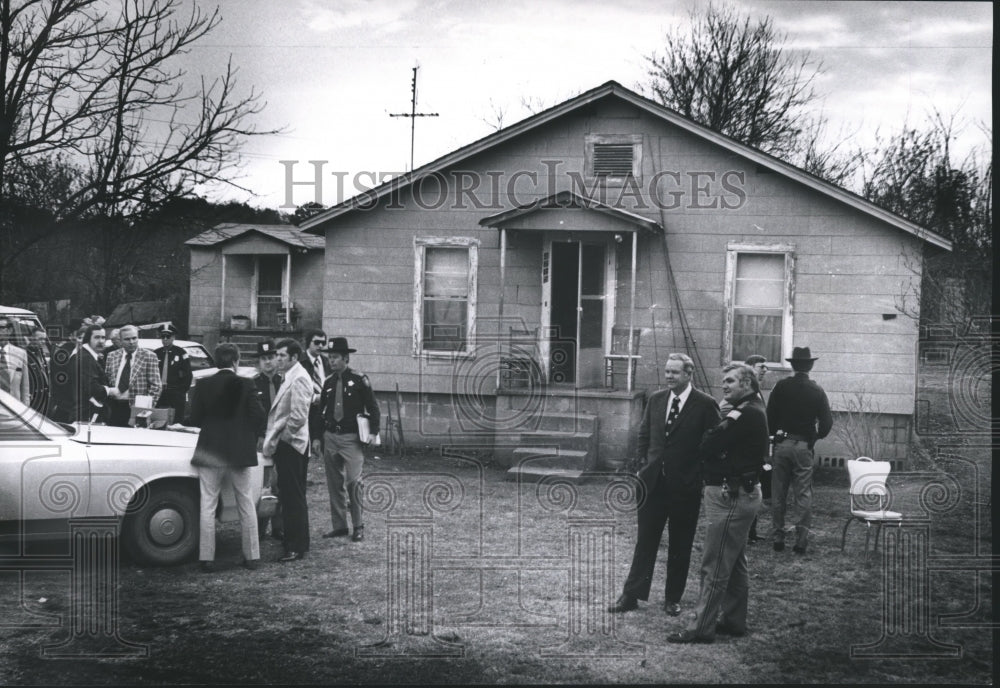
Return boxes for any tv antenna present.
[389,65,439,172]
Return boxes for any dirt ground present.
[0,437,992,685]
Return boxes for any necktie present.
[313,357,324,386]
[0,348,10,393]
[333,374,344,422]
[161,349,170,385]
[119,352,132,393]
[272,373,282,396]
[665,395,681,433]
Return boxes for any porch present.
[186,223,325,352]
[480,190,660,395]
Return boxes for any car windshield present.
[0,314,45,349]
[184,345,214,371]
[0,388,72,438]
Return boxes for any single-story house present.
[186,223,325,354]
[246,81,951,477]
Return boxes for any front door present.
[541,238,613,387]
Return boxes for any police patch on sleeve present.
[360,375,371,388]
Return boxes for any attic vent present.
[593,143,634,177]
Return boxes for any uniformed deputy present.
[668,363,769,644]
[253,338,283,540]
[154,324,193,423]
[318,337,379,543]
[767,346,833,554]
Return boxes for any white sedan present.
[137,338,257,381]
[0,388,273,566]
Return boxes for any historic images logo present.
[278,159,748,212]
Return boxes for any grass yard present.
[0,438,992,685]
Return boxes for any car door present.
[0,393,90,539]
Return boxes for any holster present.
[723,471,759,497]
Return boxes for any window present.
[585,134,642,184]
[413,238,478,355]
[723,243,794,364]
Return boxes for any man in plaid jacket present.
[104,324,161,426]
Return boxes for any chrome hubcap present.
[148,507,184,546]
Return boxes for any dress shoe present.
[199,561,216,573]
[747,534,762,544]
[351,527,365,542]
[773,542,785,552]
[792,545,807,554]
[664,602,682,616]
[278,551,305,563]
[667,630,713,644]
[607,594,638,613]
[242,558,260,571]
[715,622,746,637]
[322,528,350,539]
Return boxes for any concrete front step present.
[503,466,586,483]
[495,411,598,434]
[493,431,594,466]
[511,447,590,471]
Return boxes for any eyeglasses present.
[312,339,326,346]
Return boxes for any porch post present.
[496,228,507,391]
[220,253,227,327]
[626,231,638,392]
[285,252,292,327]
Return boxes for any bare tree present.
[0,0,279,295]
[642,3,821,157]
[864,113,993,327]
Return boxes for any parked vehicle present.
[137,338,257,381]
[0,388,274,566]
[0,305,46,350]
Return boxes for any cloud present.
[300,0,417,33]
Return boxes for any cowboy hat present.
[326,336,357,354]
[785,346,818,362]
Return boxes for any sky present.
[179,0,993,211]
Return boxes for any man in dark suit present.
[298,329,331,460]
[68,324,117,422]
[609,352,721,617]
[48,320,85,422]
[186,343,266,572]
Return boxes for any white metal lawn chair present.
[840,457,903,560]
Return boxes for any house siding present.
[316,96,926,454]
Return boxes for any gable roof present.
[185,223,324,250]
[479,190,661,233]
[301,81,951,251]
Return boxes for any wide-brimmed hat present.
[785,346,818,362]
[257,339,276,356]
[326,336,356,355]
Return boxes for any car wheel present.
[122,483,199,566]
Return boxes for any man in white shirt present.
[299,329,332,459]
[0,316,31,405]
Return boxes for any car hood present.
[68,424,198,448]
